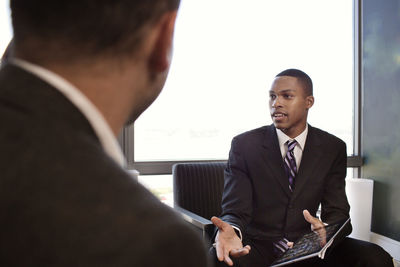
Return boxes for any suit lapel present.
[262,125,292,197]
[292,125,323,200]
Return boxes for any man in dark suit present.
[0,1,209,266]
[211,69,393,266]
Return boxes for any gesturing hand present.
[211,216,251,266]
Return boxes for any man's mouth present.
[272,112,287,118]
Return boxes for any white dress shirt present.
[11,58,127,168]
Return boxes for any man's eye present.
[270,95,276,100]
[284,94,293,99]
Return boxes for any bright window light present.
[134,0,353,162]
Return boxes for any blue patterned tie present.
[284,140,297,192]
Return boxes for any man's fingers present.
[215,242,224,261]
[230,245,251,258]
[287,242,294,249]
[214,236,234,266]
[223,250,233,266]
[215,241,233,266]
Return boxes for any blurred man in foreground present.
[0,1,209,266]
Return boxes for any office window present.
[134,0,354,163]
[0,2,12,57]
[132,0,355,204]
[138,175,173,207]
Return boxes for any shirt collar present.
[276,124,308,151]
[11,58,126,167]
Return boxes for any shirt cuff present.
[231,225,243,241]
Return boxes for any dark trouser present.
[210,237,394,267]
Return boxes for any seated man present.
[211,69,393,267]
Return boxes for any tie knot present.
[286,140,297,152]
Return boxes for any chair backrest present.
[172,162,226,220]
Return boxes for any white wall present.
[346,178,400,262]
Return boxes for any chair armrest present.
[174,206,215,244]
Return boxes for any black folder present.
[270,217,350,267]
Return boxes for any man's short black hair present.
[10,0,180,62]
[276,68,313,96]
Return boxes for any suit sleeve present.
[219,136,254,233]
[320,140,352,236]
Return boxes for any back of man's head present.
[10,0,180,64]
[0,39,13,68]
[276,68,313,96]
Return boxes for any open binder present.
[270,217,350,267]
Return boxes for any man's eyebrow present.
[269,89,296,93]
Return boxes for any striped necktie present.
[273,140,298,256]
[273,237,291,256]
[284,140,297,192]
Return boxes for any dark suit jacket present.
[220,124,351,242]
[0,64,209,266]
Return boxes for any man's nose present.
[272,97,282,108]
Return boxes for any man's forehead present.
[270,76,303,92]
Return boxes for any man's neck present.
[281,125,307,139]
[43,60,146,136]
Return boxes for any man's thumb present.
[211,216,225,229]
[303,209,315,223]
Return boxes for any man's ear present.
[306,95,314,109]
[148,11,178,73]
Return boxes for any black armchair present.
[172,162,226,244]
